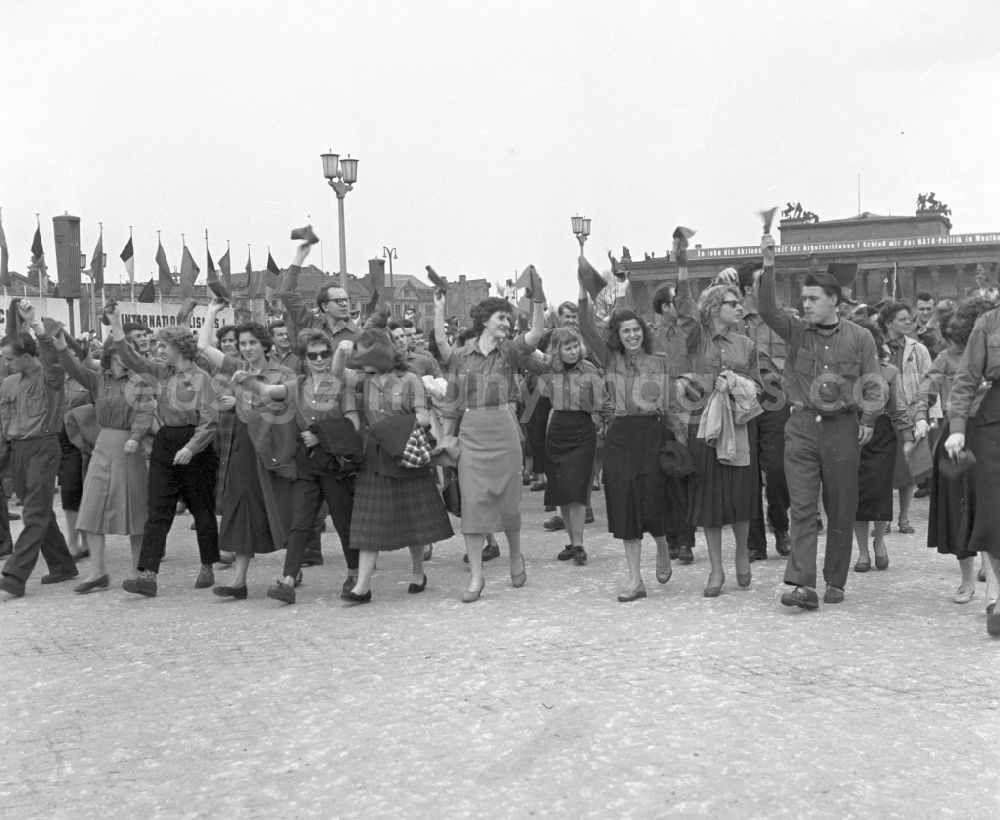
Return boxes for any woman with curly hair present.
[578,286,677,602]
[921,297,998,606]
[674,269,761,597]
[435,289,545,602]
[108,310,221,598]
[539,326,613,566]
[198,302,296,598]
[333,328,454,603]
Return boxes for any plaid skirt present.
[349,465,454,552]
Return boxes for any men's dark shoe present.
[482,542,501,562]
[122,577,157,597]
[913,487,930,499]
[823,585,845,604]
[194,565,215,589]
[41,568,79,584]
[775,532,791,557]
[0,575,25,598]
[341,589,372,604]
[572,546,587,565]
[71,548,90,562]
[544,515,566,532]
[557,545,575,561]
[530,481,546,492]
[267,581,296,605]
[668,542,680,560]
[780,585,819,609]
[678,545,694,565]
[585,506,594,524]
[748,549,768,563]
[302,551,324,567]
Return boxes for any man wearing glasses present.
[278,240,360,347]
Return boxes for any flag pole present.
[0,205,6,300]
[96,221,104,332]
[157,230,163,306]
[129,225,135,304]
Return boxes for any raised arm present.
[577,283,608,367]
[106,304,169,379]
[756,234,800,341]
[197,298,227,369]
[54,334,98,394]
[433,290,453,365]
[277,243,313,338]
[523,295,546,349]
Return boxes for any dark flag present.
[90,231,105,290]
[265,251,281,301]
[180,244,200,298]
[218,248,232,292]
[577,255,606,300]
[514,264,545,303]
[0,216,9,288]
[120,237,135,283]
[31,226,47,292]
[138,278,156,303]
[156,239,174,295]
[206,246,218,283]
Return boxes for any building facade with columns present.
[625,210,1000,312]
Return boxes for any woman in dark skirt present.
[334,329,454,604]
[674,273,761,597]
[850,318,912,572]
[920,299,996,604]
[540,327,613,566]
[946,300,1000,636]
[578,286,678,602]
[210,324,239,565]
[198,305,295,598]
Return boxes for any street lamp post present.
[571,214,591,250]
[381,246,396,287]
[320,151,360,288]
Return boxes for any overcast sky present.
[3,0,999,303]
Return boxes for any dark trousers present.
[2,437,75,588]
[139,426,219,574]
[58,428,85,511]
[0,494,11,555]
[783,411,859,590]
[749,404,791,551]
[284,469,355,577]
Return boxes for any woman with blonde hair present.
[539,326,612,566]
[675,271,762,597]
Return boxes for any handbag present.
[441,466,461,517]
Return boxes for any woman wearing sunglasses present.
[674,269,762,598]
[233,328,362,604]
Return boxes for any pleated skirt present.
[457,406,523,534]
[349,466,454,552]
[856,414,896,522]
[686,417,759,528]
[544,411,595,507]
[76,428,149,536]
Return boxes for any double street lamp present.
[382,246,397,288]
[571,214,591,250]
[320,151,360,287]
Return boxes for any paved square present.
[2,490,997,819]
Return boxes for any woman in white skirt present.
[52,330,154,593]
[434,286,545,602]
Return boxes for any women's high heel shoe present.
[703,575,724,598]
[511,556,527,588]
[462,580,485,603]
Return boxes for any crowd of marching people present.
[2,227,1000,638]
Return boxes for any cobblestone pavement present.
[2,489,998,819]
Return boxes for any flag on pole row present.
[156,239,174,295]
[265,251,280,301]
[138,278,156,303]
[206,246,218,284]
[120,237,134,284]
[91,230,104,290]
[31,225,47,293]
[180,244,200,299]
[219,247,231,292]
